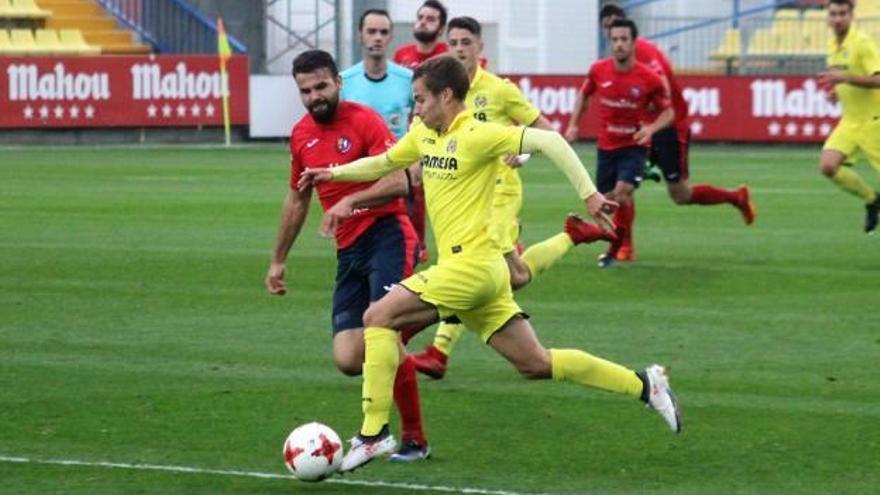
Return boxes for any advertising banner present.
[0,55,249,128]
[504,74,841,143]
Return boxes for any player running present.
[265,50,430,463]
[568,19,675,268]
[299,56,683,473]
[567,5,755,263]
[410,16,616,380]
[817,0,880,232]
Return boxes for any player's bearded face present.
[294,70,341,123]
[413,7,443,43]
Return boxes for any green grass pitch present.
[1,144,878,494]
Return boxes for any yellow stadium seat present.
[35,28,69,53]
[774,9,800,20]
[11,28,45,54]
[803,10,826,22]
[0,29,15,54]
[711,28,742,58]
[58,28,100,54]
[748,29,777,55]
[11,0,51,18]
[0,0,16,17]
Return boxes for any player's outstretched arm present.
[319,171,409,237]
[520,127,617,227]
[266,188,311,296]
[818,70,880,89]
[297,153,404,190]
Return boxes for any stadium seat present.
[747,29,777,55]
[711,28,741,58]
[39,0,152,54]
[0,0,15,18]
[58,27,99,54]
[11,0,51,19]
[10,27,45,53]
[0,29,15,53]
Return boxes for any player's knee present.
[362,305,391,328]
[669,187,690,204]
[335,359,362,377]
[509,267,531,290]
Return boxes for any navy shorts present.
[332,214,418,333]
[649,125,690,183]
[596,146,647,194]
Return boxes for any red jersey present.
[580,58,671,151]
[393,42,448,69]
[635,38,688,131]
[289,101,407,250]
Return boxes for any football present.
[282,422,344,482]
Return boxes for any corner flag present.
[217,18,232,147]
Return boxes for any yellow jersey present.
[466,66,541,197]
[387,110,525,259]
[827,26,880,123]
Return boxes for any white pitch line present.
[0,455,565,495]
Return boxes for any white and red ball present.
[282,422,343,482]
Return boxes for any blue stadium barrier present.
[96,0,247,55]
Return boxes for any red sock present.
[610,201,634,254]
[688,184,738,205]
[409,185,427,254]
[393,355,426,445]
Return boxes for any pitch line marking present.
[0,455,565,495]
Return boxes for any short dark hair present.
[358,8,392,32]
[419,0,448,27]
[600,4,626,21]
[447,16,481,37]
[609,18,638,40]
[292,49,339,79]
[413,56,469,101]
[827,0,854,10]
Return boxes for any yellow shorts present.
[401,254,523,342]
[492,165,524,254]
[823,118,880,170]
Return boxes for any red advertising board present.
[504,74,841,143]
[0,55,248,128]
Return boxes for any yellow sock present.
[550,349,643,397]
[433,322,465,356]
[361,327,400,436]
[831,167,877,203]
[522,233,574,281]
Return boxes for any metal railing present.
[96,0,247,55]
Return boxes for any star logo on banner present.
[802,122,815,136]
[39,105,49,119]
[23,105,34,119]
[690,120,704,136]
[176,104,187,117]
[784,122,798,136]
[54,105,65,119]
[205,103,216,117]
[147,104,158,118]
[162,104,172,117]
[768,122,781,136]
[820,123,833,136]
[190,103,201,117]
[85,105,95,119]
[69,105,80,119]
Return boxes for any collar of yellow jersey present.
[434,110,472,137]
[470,65,485,88]
[835,25,858,50]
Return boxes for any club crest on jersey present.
[474,95,488,108]
[446,139,458,154]
[336,136,352,153]
[631,87,641,97]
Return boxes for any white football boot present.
[644,364,682,433]
[340,427,397,473]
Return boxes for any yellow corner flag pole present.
[217,17,233,147]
